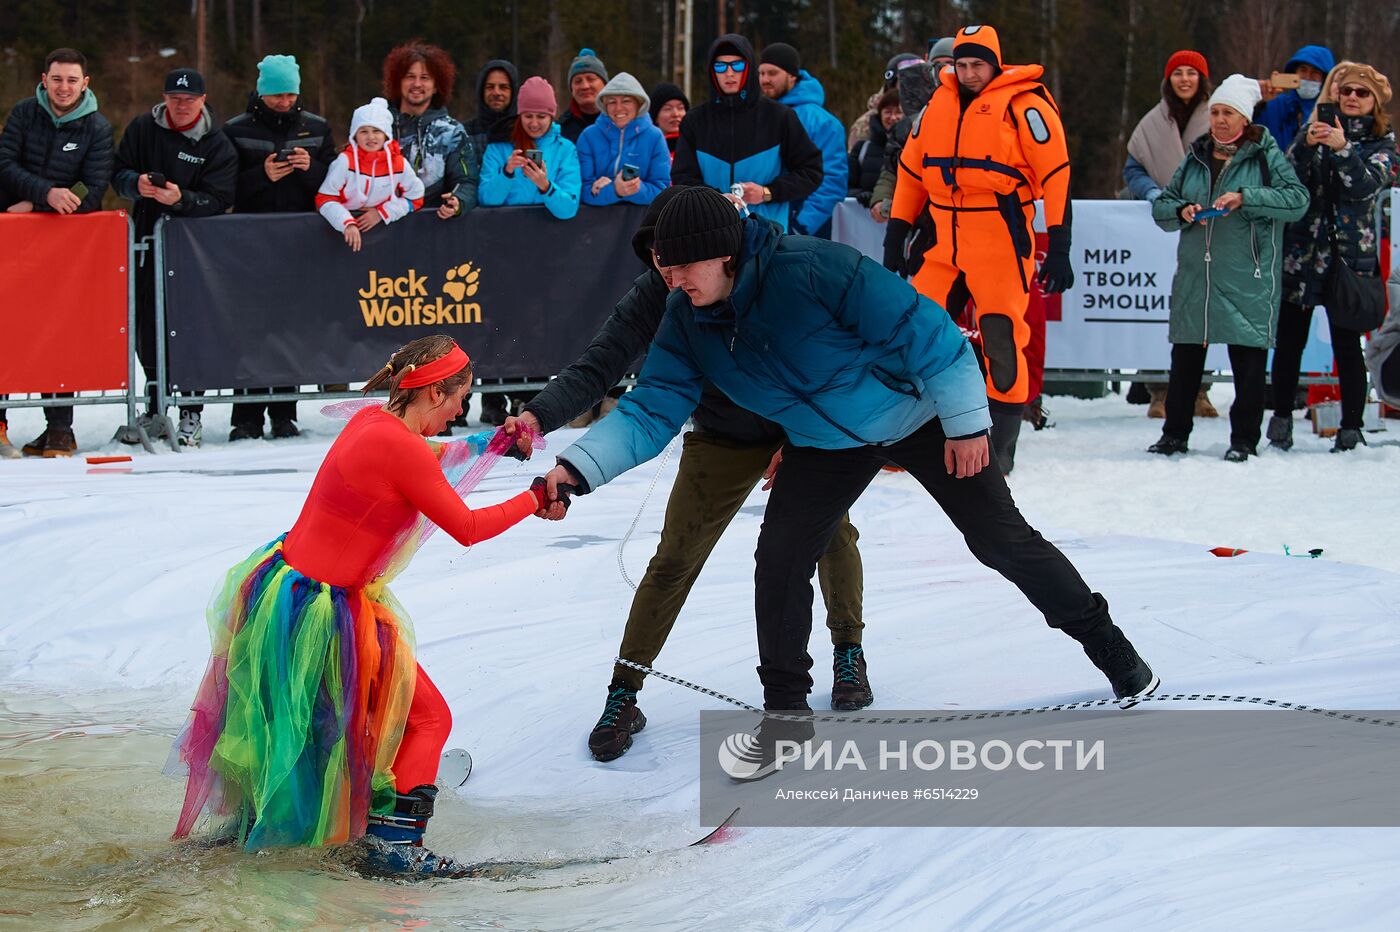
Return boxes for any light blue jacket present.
[561,218,990,492]
[478,123,580,219]
[776,71,848,233]
[577,112,671,206]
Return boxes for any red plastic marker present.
[1209,547,1247,558]
[85,455,133,465]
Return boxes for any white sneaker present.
[176,411,202,448]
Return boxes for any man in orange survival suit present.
[885,25,1073,473]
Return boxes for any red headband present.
[396,343,471,389]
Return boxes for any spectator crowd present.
[1,31,1396,464]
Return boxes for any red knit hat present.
[1164,50,1208,81]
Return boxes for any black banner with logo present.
[162,205,649,390]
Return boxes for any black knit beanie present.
[760,43,802,78]
[653,187,744,267]
[631,184,691,267]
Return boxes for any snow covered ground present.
[1,388,1397,929]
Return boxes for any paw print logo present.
[442,261,481,302]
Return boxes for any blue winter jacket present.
[777,71,848,234]
[560,218,991,492]
[577,112,671,206]
[478,123,581,220]
[1256,45,1336,150]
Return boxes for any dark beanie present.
[760,43,801,77]
[648,82,690,122]
[653,186,744,267]
[632,185,691,266]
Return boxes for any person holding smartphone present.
[578,72,671,206]
[477,76,580,220]
[1269,62,1396,454]
[1148,75,1308,462]
[0,47,114,458]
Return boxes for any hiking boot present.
[1223,443,1254,463]
[1147,434,1188,456]
[176,411,202,448]
[0,424,19,459]
[1332,428,1365,452]
[356,785,468,879]
[831,643,874,711]
[270,419,300,439]
[1079,625,1159,707]
[1266,414,1293,451]
[587,682,646,762]
[25,427,76,458]
[726,713,816,783]
[1194,386,1218,418]
[228,424,263,442]
[1147,386,1167,418]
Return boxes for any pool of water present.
[0,687,727,930]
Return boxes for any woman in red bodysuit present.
[170,335,559,877]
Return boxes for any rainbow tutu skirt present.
[168,536,416,849]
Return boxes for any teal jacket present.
[1152,127,1308,347]
[478,123,581,219]
[561,218,989,492]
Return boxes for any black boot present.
[479,394,507,427]
[1266,414,1293,451]
[989,401,1024,474]
[1147,433,1189,456]
[1078,625,1160,706]
[727,712,816,783]
[1332,428,1365,452]
[587,682,647,761]
[830,643,874,711]
[358,785,467,879]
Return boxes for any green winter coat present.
[1152,126,1309,348]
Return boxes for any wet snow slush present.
[2,391,1398,929]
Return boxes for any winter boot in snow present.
[24,427,76,458]
[0,423,19,459]
[357,785,467,879]
[1147,433,1188,456]
[727,712,816,783]
[1223,443,1255,463]
[587,682,646,761]
[989,401,1024,475]
[831,643,874,711]
[176,410,202,448]
[1146,386,1167,418]
[1078,625,1159,706]
[1194,386,1218,417]
[1266,414,1293,451]
[1332,428,1365,452]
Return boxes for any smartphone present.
[524,148,544,167]
[146,171,167,188]
[70,181,89,200]
[1314,103,1340,126]
[620,163,640,182]
[1269,71,1301,90]
[274,147,296,162]
[1195,207,1230,221]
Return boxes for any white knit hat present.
[1208,74,1262,120]
[597,72,650,115]
[350,96,395,140]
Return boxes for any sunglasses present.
[1338,85,1373,99]
[712,59,747,74]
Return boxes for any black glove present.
[882,218,912,276]
[529,476,578,512]
[853,189,873,207]
[1037,224,1074,294]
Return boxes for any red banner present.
[0,211,129,393]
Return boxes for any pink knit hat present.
[517,76,557,116]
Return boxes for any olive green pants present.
[613,430,864,690]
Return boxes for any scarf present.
[1126,97,1211,188]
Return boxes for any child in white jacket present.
[317,97,425,251]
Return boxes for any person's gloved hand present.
[853,189,872,207]
[530,477,570,520]
[882,218,911,275]
[1037,224,1074,294]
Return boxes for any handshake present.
[511,411,584,521]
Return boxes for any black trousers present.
[1271,300,1367,430]
[754,416,1112,710]
[0,396,72,429]
[232,392,297,429]
[1163,343,1267,449]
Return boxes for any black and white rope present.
[613,657,1400,728]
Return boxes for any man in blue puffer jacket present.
[758,43,847,237]
[544,187,1159,747]
[1254,44,1335,150]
